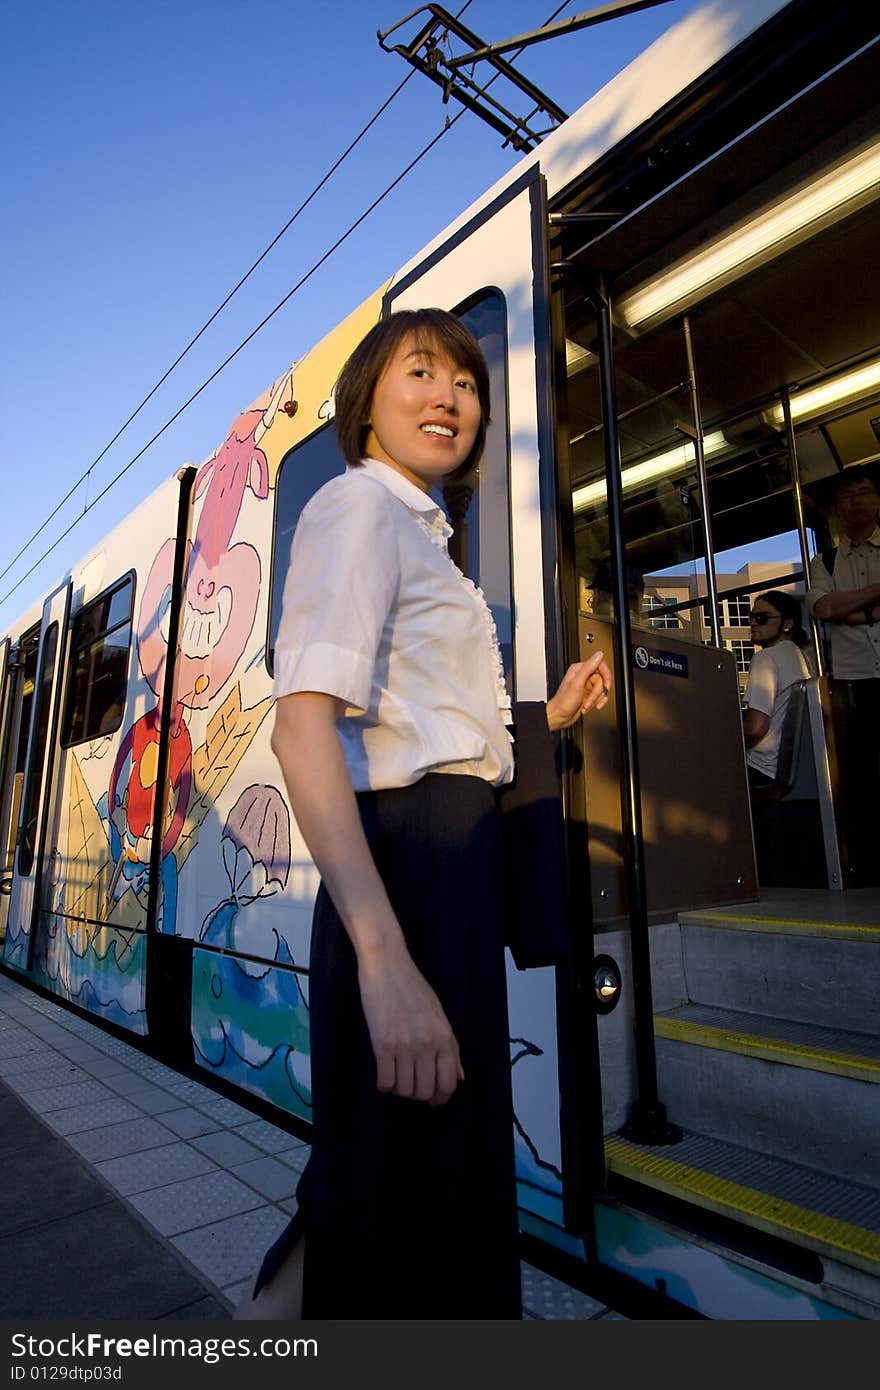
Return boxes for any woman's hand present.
[271,692,463,1108]
[358,942,464,1107]
[546,651,612,732]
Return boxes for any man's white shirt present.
[807,526,880,679]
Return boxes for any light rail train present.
[2,0,879,1319]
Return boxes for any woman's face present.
[363,332,482,493]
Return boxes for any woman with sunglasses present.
[743,590,811,792]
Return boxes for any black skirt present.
[254,773,522,1319]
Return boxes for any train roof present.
[396,0,789,275]
[227,0,794,451]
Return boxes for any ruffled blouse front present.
[410,510,513,729]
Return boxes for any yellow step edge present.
[654,1016,880,1084]
[680,913,880,942]
[605,1135,880,1275]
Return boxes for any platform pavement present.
[0,968,621,1322]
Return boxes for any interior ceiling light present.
[762,355,880,429]
[617,138,880,333]
[565,338,595,377]
[572,430,728,513]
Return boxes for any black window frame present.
[60,571,136,749]
[17,622,59,878]
[441,286,515,693]
[265,421,344,678]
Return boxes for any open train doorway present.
[540,14,880,1311]
[553,99,880,905]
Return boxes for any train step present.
[605,1128,880,1318]
[674,907,880,1035]
[653,1004,878,1185]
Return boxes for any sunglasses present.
[749,611,781,625]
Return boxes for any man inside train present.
[807,466,880,880]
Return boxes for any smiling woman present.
[334,307,492,486]
[234,307,610,1320]
[362,335,482,489]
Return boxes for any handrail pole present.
[593,274,678,1145]
[781,386,824,677]
[682,315,721,647]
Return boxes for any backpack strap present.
[821,546,837,575]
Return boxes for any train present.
[2,0,879,1319]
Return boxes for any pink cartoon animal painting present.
[103,373,290,932]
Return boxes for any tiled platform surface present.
[0,968,620,1320]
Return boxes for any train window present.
[565,313,712,643]
[11,628,40,792]
[266,423,345,677]
[440,289,513,689]
[0,627,39,932]
[61,574,134,746]
[17,623,59,878]
[564,293,808,652]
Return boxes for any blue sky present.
[0,0,705,632]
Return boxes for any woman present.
[236,308,611,1320]
[743,589,811,792]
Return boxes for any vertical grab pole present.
[781,391,841,889]
[682,315,721,647]
[781,387,824,677]
[593,274,678,1145]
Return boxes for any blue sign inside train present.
[632,646,689,678]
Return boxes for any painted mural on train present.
[0,278,564,1184]
[4,290,391,1110]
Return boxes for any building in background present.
[642,561,802,693]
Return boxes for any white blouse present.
[273,457,515,791]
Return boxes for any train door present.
[0,627,41,947]
[385,166,603,1249]
[3,584,71,972]
[0,636,13,940]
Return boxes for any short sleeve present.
[744,649,778,718]
[273,475,400,712]
[806,552,832,616]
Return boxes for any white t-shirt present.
[273,457,514,792]
[744,642,811,779]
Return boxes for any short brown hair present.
[333,308,491,477]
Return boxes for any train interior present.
[548,70,880,1316]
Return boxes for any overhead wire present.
[1,0,572,610]
[0,119,464,606]
[0,72,419,592]
[0,0,478,594]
